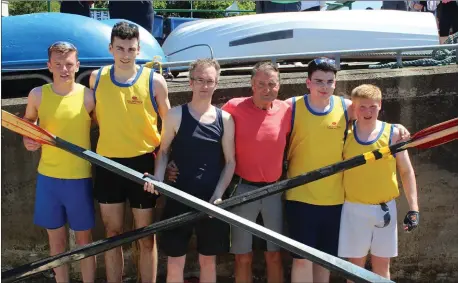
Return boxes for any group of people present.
[256,0,457,45]
[23,20,420,283]
[406,0,458,44]
[60,1,154,34]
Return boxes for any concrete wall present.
[2,65,457,282]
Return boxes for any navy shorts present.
[34,174,95,231]
[159,197,230,257]
[285,201,342,258]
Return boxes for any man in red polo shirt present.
[222,61,291,283]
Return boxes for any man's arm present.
[392,127,419,232]
[153,73,171,120]
[83,87,98,127]
[144,107,180,194]
[210,112,236,204]
[88,69,100,122]
[148,106,180,185]
[23,87,42,151]
[89,69,98,90]
[393,127,419,211]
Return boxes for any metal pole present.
[190,0,193,18]
[47,0,51,12]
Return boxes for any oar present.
[2,109,457,282]
[1,110,394,283]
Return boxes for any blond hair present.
[189,58,221,80]
[351,84,382,101]
[47,41,78,61]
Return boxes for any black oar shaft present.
[5,138,393,283]
[2,138,404,283]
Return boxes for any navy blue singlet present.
[170,104,224,200]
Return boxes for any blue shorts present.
[34,174,95,231]
[285,201,342,258]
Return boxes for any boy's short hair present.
[111,21,140,44]
[48,41,78,61]
[251,61,280,80]
[189,58,221,80]
[351,84,382,101]
[307,57,338,78]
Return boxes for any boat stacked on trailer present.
[161,10,440,75]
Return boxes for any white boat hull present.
[162,10,440,64]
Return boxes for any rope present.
[368,32,458,69]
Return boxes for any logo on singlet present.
[127,96,142,105]
[327,122,341,129]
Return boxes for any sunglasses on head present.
[313,58,336,66]
[375,202,391,228]
[128,23,139,30]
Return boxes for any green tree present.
[9,0,59,16]
[93,0,108,9]
[154,0,255,18]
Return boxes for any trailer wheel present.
[171,71,180,78]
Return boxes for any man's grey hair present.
[189,58,221,80]
[251,61,280,80]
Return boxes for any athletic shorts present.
[94,153,158,209]
[230,182,283,254]
[338,200,398,258]
[438,2,458,37]
[285,200,342,258]
[159,197,230,257]
[34,174,95,231]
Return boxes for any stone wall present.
[2,65,457,282]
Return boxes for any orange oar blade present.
[412,117,458,140]
[1,110,55,146]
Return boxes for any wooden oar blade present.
[1,110,55,145]
[412,117,458,140]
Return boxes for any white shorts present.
[338,199,398,258]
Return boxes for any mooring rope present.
[369,32,458,69]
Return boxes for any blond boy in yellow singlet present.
[23,42,96,283]
[338,84,419,280]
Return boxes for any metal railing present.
[89,7,254,14]
[161,43,458,69]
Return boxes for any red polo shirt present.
[222,97,291,183]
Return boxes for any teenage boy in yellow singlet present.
[338,84,419,280]
[23,41,96,283]
[89,21,170,283]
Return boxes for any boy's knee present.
[138,235,155,251]
[265,251,282,264]
[75,230,93,246]
[235,253,253,265]
[199,255,216,269]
